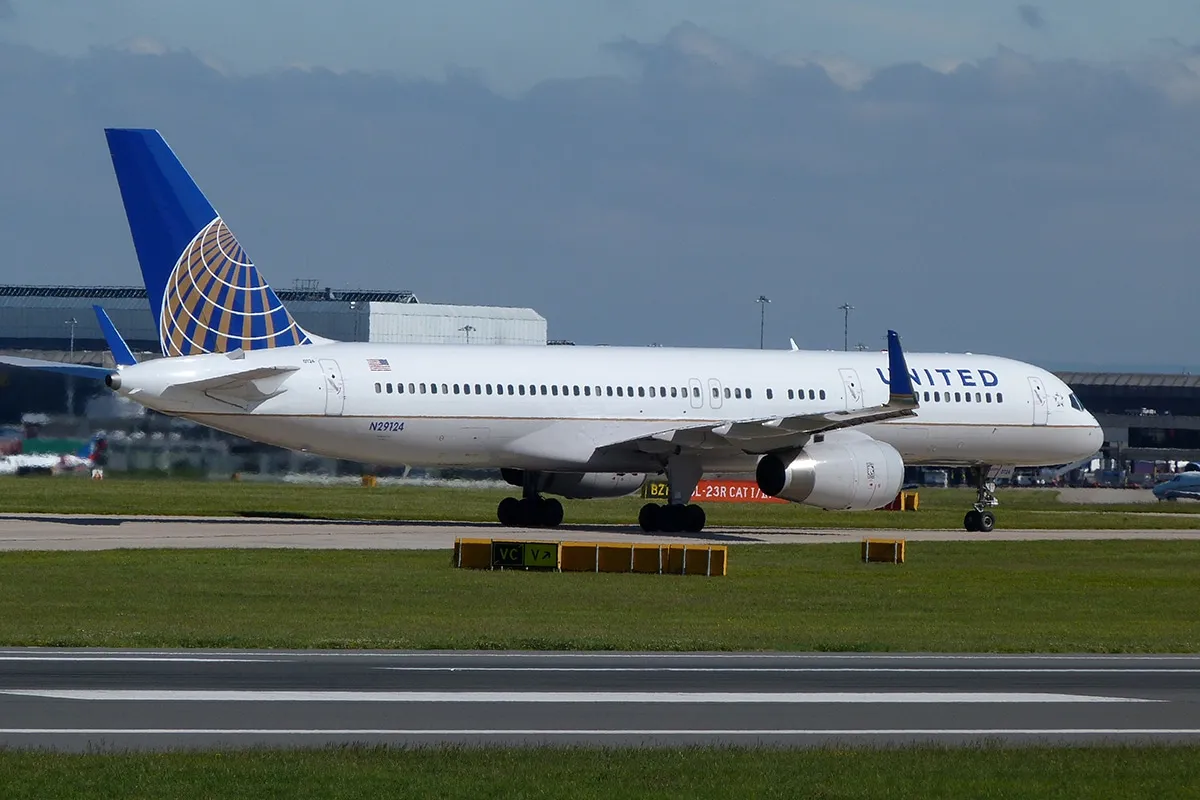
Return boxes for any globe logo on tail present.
[159,217,311,356]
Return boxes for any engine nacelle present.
[755,430,905,510]
[501,469,646,499]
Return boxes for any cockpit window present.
[1069,393,1084,411]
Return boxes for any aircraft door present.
[688,378,703,409]
[1028,376,1048,426]
[839,368,864,411]
[319,359,345,416]
[707,378,724,409]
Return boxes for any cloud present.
[2,26,1200,370]
[1017,4,1045,30]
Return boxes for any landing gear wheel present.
[659,504,686,534]
[964,510,981,532]
[683,504,706,533]
[497,497,520,526]
[977,510,995,533]
[540,498,564,528]
[639,503,659,532]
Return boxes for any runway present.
[3,513,1200,550]
[1,650,1198,749]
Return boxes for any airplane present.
[1153,468,1200,501]
[0,434,107,477]
[0,128,1103,533]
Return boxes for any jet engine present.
[501,469,646,499]
[755,430,904,510]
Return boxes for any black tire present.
[684,504,706,533]
[978,511,996,533]
[515,498,536,528]
[963,510,981,532]
[638,503,659,532]
[497,497,519,526]
[540,498,564,528]
[659,504,684,534]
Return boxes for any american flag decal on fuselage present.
[367,358,391,371]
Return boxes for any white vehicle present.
[0,435,106,477]
[1,129,1103,533]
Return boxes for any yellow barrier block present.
[861,538,905,564]
[631,544,667,574]
[559,542,600,572]
[361,475,377,487]
[902,491,919,511]
[453,538,493,569]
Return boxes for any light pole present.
[837,303,854,352]
[460,324,476,344]
[65,317,78,415]
[756,295,770,350]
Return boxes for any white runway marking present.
[0,690,1155,703]
[379,666,1200,674]
[0,728,1195,736]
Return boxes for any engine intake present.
[756,431,904,510]
[501,469,646,499]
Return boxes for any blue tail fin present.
[104,128,314,357]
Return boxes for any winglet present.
[789,338,799,352]
[92,305,137,367]
[887,330,918,405]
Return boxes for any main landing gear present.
[963,466,999,533]
[496,472,563,528]
[639,454,707,533]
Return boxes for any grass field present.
[1,745,1198,799]
[2,541,1198,650]
[1,477,1198,529]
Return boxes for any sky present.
[1,2,1200,370]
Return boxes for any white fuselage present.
[111,342,1103,474]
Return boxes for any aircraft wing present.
[597,330,919,457]
[0,355,114,380]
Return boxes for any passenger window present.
[923,391,930,402]
[997,392,1004,403]
[475,384,482,394]
[692,387,700,398]
[627,386,634,397]
[638,387,645,398]
[788,389,795,400]
[607,386,614,397]
[464,384,472,395]
[985,392,992,403]
[670,387,677,398]
[375,383,381,394]
[595,386,602,397]
[442,383,448,394]
[766,389,773,400]
[518,385,525,396]
[649,387,656,398]
[617,387,624,397]
[562,385,569,396]
[964,392,971,403]
[734,388,741,399]
[818,390,825,400]
[407,383,415,394]
[954,392,961,402]
[508,384,515,395]
[975,392,981,402]
[573,386,580,396]
[746,388,753,399]
[934,391,940,402]
[419,383,427,394]
[540,385,548,395]
[712,388,719,398]
[584,386,591,396]
[551,385,558,396]
[659,386,666,397]
[484,384,491,395]
[724,388,731,399]
[453,384,460,395]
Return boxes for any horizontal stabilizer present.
[171,365,300,410]
[0,355,114,380]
